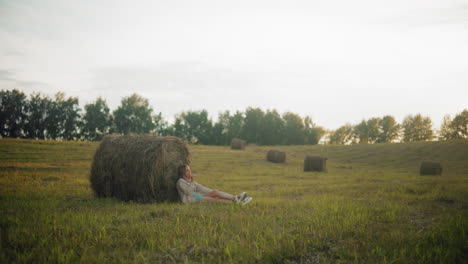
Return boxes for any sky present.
[0,0,467,130]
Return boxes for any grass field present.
[0,138,467,263]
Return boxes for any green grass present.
[0,138,467,263]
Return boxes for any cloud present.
[371,0,468,27]
[0,70,13,79]
[0,0,466,130]
[2,51,25,57]
[82,63,264,116]
[0,69,48,89]
[91,63,256,93]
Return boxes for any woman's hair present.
[178,164,188,179]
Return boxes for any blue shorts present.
[193,192,204,201]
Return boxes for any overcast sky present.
[1,0,467,129]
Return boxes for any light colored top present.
[176,178,213,204]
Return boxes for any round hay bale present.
[304,156,327,172]
[266,150,286,163]
[231,138,246,150]
[420,161,442,176]
[90,134,190,202]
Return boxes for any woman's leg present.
[200,196,232,203]
[204,190,234,201]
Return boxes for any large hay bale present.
[90,134,190,202]
[420,161,442,176]
[231,138,246,150]
[266,150,286,163]
[304,156,327,172]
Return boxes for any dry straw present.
[420,161,442,176]
[304,156,327,172]
[231,138,246,150]
[90,134,190,202]
[266,150,286,163]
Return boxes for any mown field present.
[0,138,467,263]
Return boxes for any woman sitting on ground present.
[176,164,252,205]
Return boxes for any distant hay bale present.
[266,150,286,163]
[231,138,246,150]
[304,156,327,172]
[420,161,442,176]
[90,134,190,202]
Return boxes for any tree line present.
[1,89,467,145]
[0,89,325,145]
[328,111,467,144]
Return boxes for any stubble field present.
[0,138,467,263]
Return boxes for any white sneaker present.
[241,197,252,206]
[234,192,247,204]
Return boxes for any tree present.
[173,110,213,144]
[214,112,229,145]
[48,92,81,140]
[438,114,453,140]
[401,114,434,142]
[448,109,468,139]
[153,112,171,136]
[82,97,112,141]
[439,110,468,140]
[44,94,60,139]
[62,94,82,140]
[353,120,369,144]
[304,116,325,145]
[211,122,226,146]
[172,115,186,140]
[0,89,28,138]
[218,110,244,145]
[378,115,400,143]
[353,118,381,144]
[259,109,285,145]
[0,90,81,140]
[24,93,52,139]
[329,124,355,145]
[366,117,381,143]
[241,107,264,144]
[282,112,304,145]
[113,94,155,134]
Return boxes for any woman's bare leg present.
[204,190,234,201]
[200,196,232,203]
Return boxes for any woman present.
[176,164,252,205]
